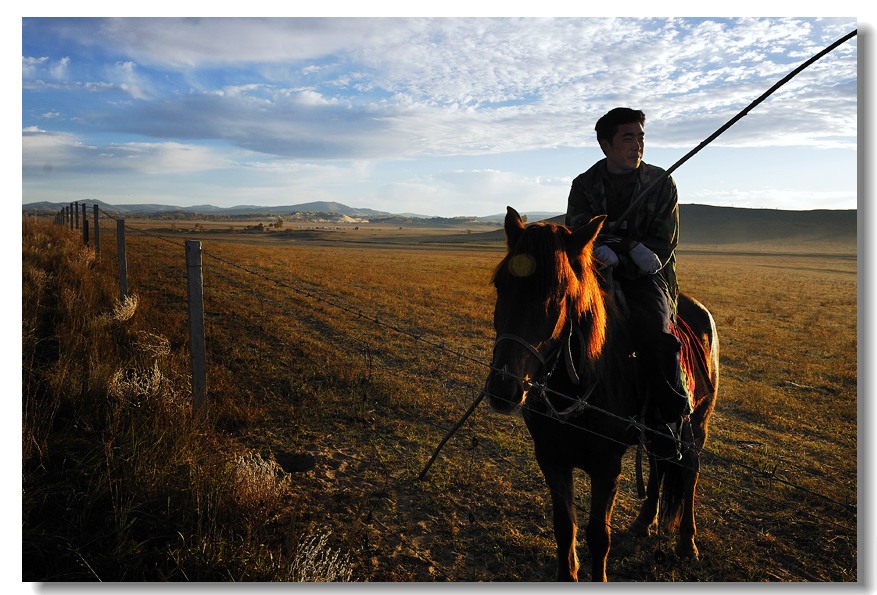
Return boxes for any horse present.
[483,207,719,581]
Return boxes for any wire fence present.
[42,203,858,577]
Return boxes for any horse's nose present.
[484,367,525,414]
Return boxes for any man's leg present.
[623,277,690,424]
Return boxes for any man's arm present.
[565,178,594,229]
[638,175,679,267]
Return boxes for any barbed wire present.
[201,237,857,516]
[78,218,857,534]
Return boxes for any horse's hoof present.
[629,519,657,538]
[676,541,700,561]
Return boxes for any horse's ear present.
[568,215,606,257]
[504,206,525,250]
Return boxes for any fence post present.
[93,205,101,258]
[74,202,79,229]
[81,204,87,240]
[69,205,74,230]
[83,217,89,246]
[185,240,208,420]
[117,219,128,301]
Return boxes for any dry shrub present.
[288,529,353,582]
[135,330,171,358]
[229,450,291,519]
[107,361,164,404]
[100,293,140,323]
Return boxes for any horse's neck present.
[578,290,640,409]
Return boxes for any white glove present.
[593,245,619,268]
[629,242,662,274]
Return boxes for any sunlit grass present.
[23,216,857,582]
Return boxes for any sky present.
[19,15,860,217]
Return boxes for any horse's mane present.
[492,222,607,361]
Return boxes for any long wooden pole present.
[608,29,857,234]
[417,390,485,480]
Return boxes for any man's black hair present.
[595,107,646,144]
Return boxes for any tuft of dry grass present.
[288,530,354,582]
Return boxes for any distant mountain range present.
[23,199,856,245]
[22,199,396,219]
[22,198,562,224]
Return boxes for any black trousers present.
[620,275,688,421]
[621,275,674,339]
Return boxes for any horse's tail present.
[658,420,698,533]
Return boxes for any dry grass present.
[22,215,857,582]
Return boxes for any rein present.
[492,317,595,420]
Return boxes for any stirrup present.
[664,421,683,461]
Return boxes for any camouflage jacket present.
[565,159,679,309]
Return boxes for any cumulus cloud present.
[22,55,69,81]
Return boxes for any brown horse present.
[483,207,719,581]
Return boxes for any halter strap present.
[492,333,549,367]
[493,319,599,421]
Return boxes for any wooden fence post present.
[74,202,79,229]
[186,240,208,420]
[93,205,101,258]
[81,204,87,242]
[69,205,74,230]
[117,219,128,301]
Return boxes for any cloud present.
[22,128,96,173]
[23,17,857,161]
[22,127,232,176]
[49,56,70,79]
[22,55,66,81]
[20,17,858,214]
[105,60,150,99]
[82,18,411,69]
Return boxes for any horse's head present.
[483,207,607,414]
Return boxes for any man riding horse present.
[565,107,690,437]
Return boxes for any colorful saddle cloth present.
[671,316,714,412]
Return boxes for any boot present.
[647,333,692,424]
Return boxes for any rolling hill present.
[24,200,856,248]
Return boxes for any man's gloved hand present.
[593,245,619,268]
[628,242,662,274]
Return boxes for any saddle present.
[605,273,713,414]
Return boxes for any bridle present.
[490,316,596,419]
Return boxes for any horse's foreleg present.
[543,466,578,581]
[586,473,620,582]
[630,450,659,537]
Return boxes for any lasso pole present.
[417,28,857,481]
[608,28,857,234]
[416,390,485,480]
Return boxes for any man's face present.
[600,121,644,174]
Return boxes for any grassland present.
[22,213,857,582]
